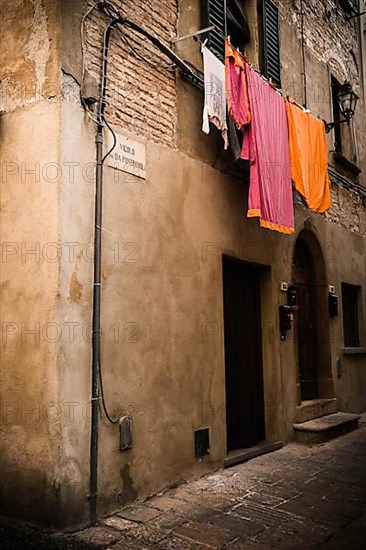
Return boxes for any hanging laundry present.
[242,65,294,234]
[225,39,251,127]
[286,101,331,213]
[201,44,228,148]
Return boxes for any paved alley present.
[2,415,366,549]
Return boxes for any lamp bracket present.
[346,10,366,20]
[324,118,350,134]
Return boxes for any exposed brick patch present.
[279,0,359,84]
[325,183,366,236]
[84,0,178,148]
[294,181,366,237]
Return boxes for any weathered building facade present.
[1,0,365,527]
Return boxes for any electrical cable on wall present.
[300,0,307,107]
[99,19,118,165]
[82,1,205,427]
[98,347,119,423]
[114,25,176,72]
[83,0,206,524]
[94,15,121,428]
[88,12,120,525]
[80,1,105,125]
[101,115,117,163]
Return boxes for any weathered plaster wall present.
[53,83,95,526]
[280,0,366,418]
[0,0,60,113]
[340,354,366,413]
[1,0,365,528]
[303,20,366,419]
[57,0,365,524]
[64,129,291,518]
[321,220,366,414]
[59,127,365,521]
[0,0,63,523]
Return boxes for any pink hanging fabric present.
[225,40,251,127]
[241,65,294,234]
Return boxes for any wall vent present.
[195,428,210,457]
[119,416,133,451]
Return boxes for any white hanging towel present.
[201,44,228,149]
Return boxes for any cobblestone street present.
[2,415,365,549]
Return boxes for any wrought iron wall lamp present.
[324,81,359,133]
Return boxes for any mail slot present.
[287,285,297,307]
[279,305,292,340]
[329,293,338,317]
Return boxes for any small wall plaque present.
[107,130,146,179]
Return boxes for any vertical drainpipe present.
[89,19,117,525]
[89,121,103,525]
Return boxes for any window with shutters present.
[201,0,281,84]
[331,76,343,153]
[201,0,227,60]
[200,0,250,60]
[341,283,361,347]
[339,0,359,15]
[226,0,250,51]
[259,0,281,87]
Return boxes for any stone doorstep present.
[224,441,283,468]
[72,525,125,547]
[115,505,161,523]
[295,398,338,423]
[293,412,360,444]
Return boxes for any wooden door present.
[294,239,319,401]
[222,257,265,452]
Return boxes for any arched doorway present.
[293,230,333,402]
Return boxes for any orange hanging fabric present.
[286,101,331,213]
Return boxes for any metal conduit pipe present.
[89,16,119,525]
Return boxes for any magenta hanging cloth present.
[242,65,294,234]
[225,40,251,127]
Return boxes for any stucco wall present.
[0,0,63,523]
[58,116,291,519]
[0,0,365,528]
[63,0,365,523]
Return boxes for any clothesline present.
[226,38,304,107]
[200,32,316,116]
[201,39,331,235]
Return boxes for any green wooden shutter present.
[262,0,281,87]
[201,0,227,60]
[339,0,359,15]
